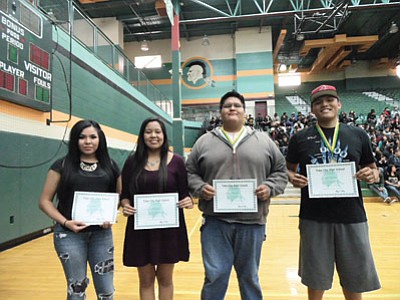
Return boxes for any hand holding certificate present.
[213,179,258,212]
[71,192,119,225]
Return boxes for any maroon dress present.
[120,153,190,267]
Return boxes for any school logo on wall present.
[182,57,215,89]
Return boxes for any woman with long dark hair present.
[39,120,121,299]
[120,118,193,300]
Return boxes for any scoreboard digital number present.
[0,0,52,111]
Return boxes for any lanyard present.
[316,121,339,154]
[221,127,244,147]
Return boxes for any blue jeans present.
[53,224,114,300]
[385,185,400,199]
[369,184,389,200]
[200,216,265,300]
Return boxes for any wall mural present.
[182,57,215,89]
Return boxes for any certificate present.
[71,192,119,225]
[306,162,359,198]
[134,193,179,230]
[213,179,258,213]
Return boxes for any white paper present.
[134,193,179,230]
[213,179,258,212]
[71,192,119,225]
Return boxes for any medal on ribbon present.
[316,122,340,163]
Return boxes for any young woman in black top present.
[39,120,121,300]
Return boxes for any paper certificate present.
[71,192,119,225]
[134,193,179,230]
[213,179,258,213]
[306,162,359,198]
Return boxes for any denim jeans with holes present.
[53,224,114,300]
[200,216,265,300]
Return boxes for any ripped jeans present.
[53,224,114,300]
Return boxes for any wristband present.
[63,220,69,227]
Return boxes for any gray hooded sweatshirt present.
[186,126,288,224]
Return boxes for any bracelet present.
[63,220,69,227]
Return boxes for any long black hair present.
[60,120,116,191]
[129,118,169,194]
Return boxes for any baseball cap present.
[310,84,339,104]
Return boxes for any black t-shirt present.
[286,123,375,223]
[51,157,120,227]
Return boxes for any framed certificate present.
[71,192,119,225]
[213,179,258,213]
[306,162,359,198]
[134,193,179,230]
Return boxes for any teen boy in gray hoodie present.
[186,90,288,300]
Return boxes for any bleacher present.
[276,88,400,117]
[362,88,400,109]
[338,91,387,115]
[275,95,304,116]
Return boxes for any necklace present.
[80,161,98,172]
[146,160,160,167]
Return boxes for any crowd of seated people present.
[366,106,400,204]
[206,105,400,204]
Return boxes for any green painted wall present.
[0,133,65,244]
[183,121,203,148]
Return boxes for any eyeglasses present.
[222,103,243,109]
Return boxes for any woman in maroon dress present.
[120,118,193,300]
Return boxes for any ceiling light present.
[279,64,287,72]
[201,35,210,46]
[140,40,149,52]
[389,22,398,34]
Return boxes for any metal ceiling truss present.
[180,0,400,25]
[293,1,350,36]
[116,0,400,40]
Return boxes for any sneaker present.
[389,198,398,205]
[384,197,391,203]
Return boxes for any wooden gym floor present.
[0,199,399,299]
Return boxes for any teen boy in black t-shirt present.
[286,85,381,300]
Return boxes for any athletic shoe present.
[384,197,391,203]
[389,198,398,205]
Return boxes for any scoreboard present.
[0,0,52,111]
